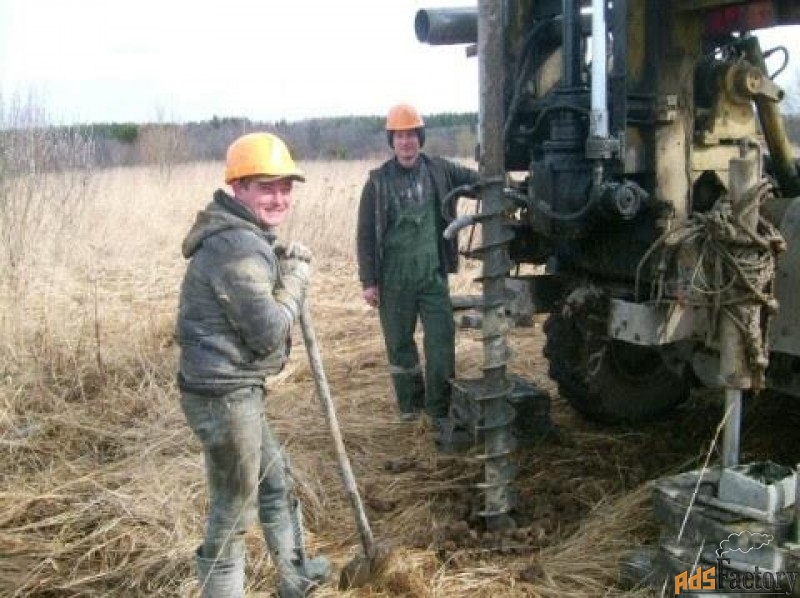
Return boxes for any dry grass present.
[4,158,784,597]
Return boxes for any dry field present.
[2,159,798,597]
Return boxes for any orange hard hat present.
[385,103,425,131]
[224,132,305,184]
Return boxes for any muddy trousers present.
[181,386,329,598]
[378,275,455,418]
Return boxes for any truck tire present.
[543,312,689,423]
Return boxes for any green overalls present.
[379,163,456,418]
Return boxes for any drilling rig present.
[417,0,800,591]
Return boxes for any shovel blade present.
[338,556,374,590]
[338,542,393,590]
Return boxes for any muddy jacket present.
[177,190,292,395]
[356,154,479,289]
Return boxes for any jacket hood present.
[182,189,274,257]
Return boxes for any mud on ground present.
[262,272,800,597]
[3,267,800,597]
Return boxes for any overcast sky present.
[0,1,798,125]
[0,0,480,124]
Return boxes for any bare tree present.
[0,90,94,292]
[136,105,188,180]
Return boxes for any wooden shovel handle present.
[299,302,376,556]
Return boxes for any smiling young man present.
[232,176,294,227]
[356,104,479,442]
[177,132,329,598]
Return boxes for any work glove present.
[273,242,313,320]
[275,241,313,264]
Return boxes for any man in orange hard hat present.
[177,132,330,597]
[357,103,478,444]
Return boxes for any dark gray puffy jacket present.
[177,190,292,395]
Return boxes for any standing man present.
[177,132,330,598]
[357,103,479,432]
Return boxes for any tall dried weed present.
[0,156,659,597]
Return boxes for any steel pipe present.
[590,0,609,138]
[415,7,477,45]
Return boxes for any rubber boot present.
[286,496,331,592]
[276,555,332,598]
[263,504,331,597]
[195,546,245,598]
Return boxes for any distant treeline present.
[57,112,480,171]
[5,108,800,177]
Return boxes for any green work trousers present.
[379,273,455,418]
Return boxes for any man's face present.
[393,129,421,168]
[232,177,294,228]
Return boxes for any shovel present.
[298,302,393,589]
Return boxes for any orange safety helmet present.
[224,132,305,184]
[385,103,425,131]
[385,103,425,148]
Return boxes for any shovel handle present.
[299,302,376,556]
